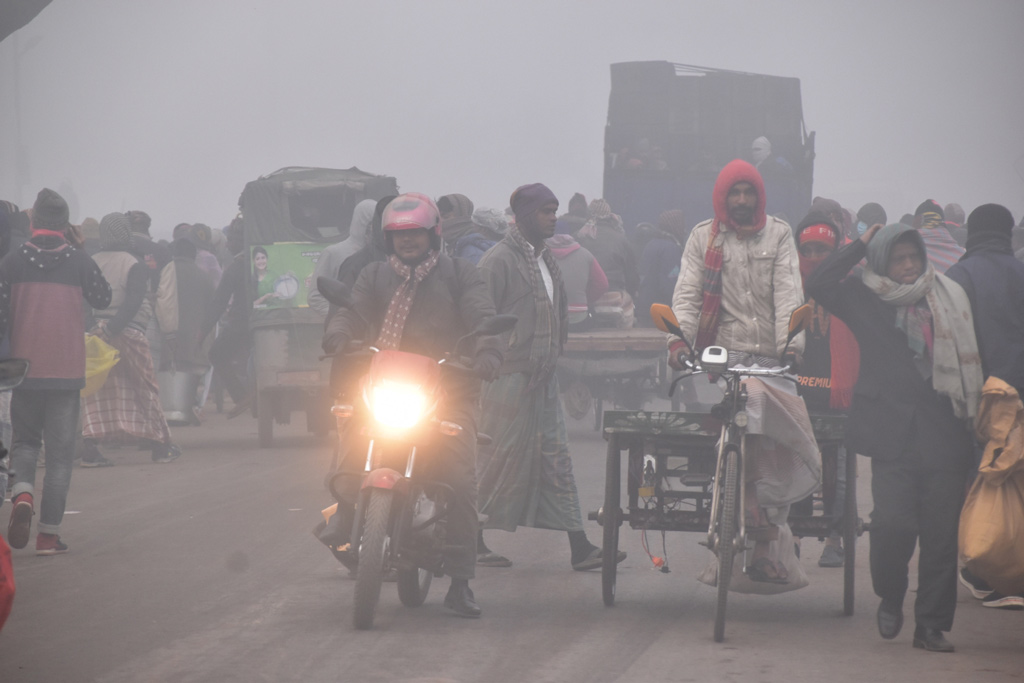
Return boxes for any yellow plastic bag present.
[959,378,1024,596]
[82,334,119,398]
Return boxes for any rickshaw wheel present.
[843,448,857,616]
[714,446,740,643]
[602,439,622,606]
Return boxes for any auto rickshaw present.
[238,166,398,447]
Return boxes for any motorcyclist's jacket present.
[323,253,503,362]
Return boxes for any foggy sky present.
[1,0,1022,237]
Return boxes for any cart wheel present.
[593,397,603,432]
[258,389,274,448]
[602,438,622,606]
[714,446,740,643]
[843,448,857,616]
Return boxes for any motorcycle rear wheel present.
[353,489,392,630]
[397,567,432,607]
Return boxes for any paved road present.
[1,406,1021,683]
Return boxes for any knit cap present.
[32,188,70,231]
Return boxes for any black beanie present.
[967,204,1014,237]
[32,188,70,231]
[914,199,943,219]
[857,202,887,227]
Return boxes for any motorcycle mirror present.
[0,359,29,392]
[317,277,352,308]
[786,304,813,343]
[475,314,518,337]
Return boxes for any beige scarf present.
[862,262,983,420]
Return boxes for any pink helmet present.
[381,193,441,237]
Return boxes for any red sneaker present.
[35,533,68,556]
[6,493,33,550]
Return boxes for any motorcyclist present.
[320,192,503,618]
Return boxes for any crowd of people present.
[2,157,1022,646]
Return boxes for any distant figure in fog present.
[636,209,688,326]
[200,219,252,418]
[576,198,637,328]
[545,232,608,330]
[913,200,963,273]
[188,223,223,288]
[855,203,887,238]
[942,203,968,247]
[155,239,214,376]
[454,207,510,265]
[126,210,171,291]
[307,198,377,317]
[437,193,475,255]
[82,212,181,465]
[556,192,588,236]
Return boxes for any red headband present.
[799,224,836,246]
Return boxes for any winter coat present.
[156,256,215,373]
[0,235,111,390]
[636,233,683,327]
[806,239,972,466]
[546,235,608,324]
[672,214,803,358]
[946,245,1024,394]
[577,223,638,295]
[454,232,498,266]
[478,237,568,376]
[323,253,501,362]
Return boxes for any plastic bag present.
[960,378,1024,596]
[82,334,120,398]
[697,521,810,595]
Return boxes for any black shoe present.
[913,625,955,652]
[877,599,904,640]
[444,580,482,618]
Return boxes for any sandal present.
[747,556,789,584]
[477,551,513,568]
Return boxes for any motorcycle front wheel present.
[397,567,432,607]
[353,488,393,630]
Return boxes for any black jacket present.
[324,253,502,362]
[805,240,972,467]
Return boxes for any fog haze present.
[2,0,1022,236]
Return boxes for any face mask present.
[856,220,868,235]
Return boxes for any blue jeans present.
[9,388,81,535]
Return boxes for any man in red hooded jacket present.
[669,160,817,584]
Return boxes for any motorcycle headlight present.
[365,380,430,430]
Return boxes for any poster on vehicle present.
[251,242,323,309]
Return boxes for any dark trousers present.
[869,455,965,631]
[9,388,81,535]
[208,323,250,404]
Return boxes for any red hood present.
[546,234,581,258]
[712,159,767,232]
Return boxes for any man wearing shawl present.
[913,200,964,273]
[476,183,625,571]
[793,212,861,569]
[307,198,378,317]
[807,222,983,652]
[321,193,502,618]
[946,204,1024,610]
[437,193,476,255]
[671,160,819,585]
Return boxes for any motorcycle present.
[316,277,516,630]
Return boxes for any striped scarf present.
[695,220,725,350]
[375,251,441,350]
[507,225,564,389]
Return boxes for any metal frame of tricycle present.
[594,409,863,618]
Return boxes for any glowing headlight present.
[367,380,430,430]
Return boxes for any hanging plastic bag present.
[82,334,120,398]
[959,378,1024,596]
